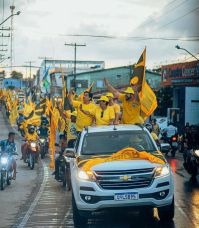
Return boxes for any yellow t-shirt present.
[91,106,115,126]
[66,119,77,143]
[26,132,38,141]
[118,94,144,124]
[110,103,120,114]
[72,100,96,131]
[151,132,159,141]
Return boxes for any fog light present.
[84,195,92,201]
[159,191,166,197]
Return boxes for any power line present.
[158,0,189,18]
[140,0,188,28]
[158,5,199,29]
[63,34,199,42]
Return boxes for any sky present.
[0,0,199,76]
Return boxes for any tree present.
[155,87,173,116]
[11,70,23,79]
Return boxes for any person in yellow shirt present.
[68,90,96,132]
[21,125,39,160]
[66,111,77,147]
[104,78,144,124]
[90,96,115,126]
[106,92,121,125]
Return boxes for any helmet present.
[124,87,134,94]
[28,126,35,134]
[71,111,77,117]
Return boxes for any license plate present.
[114,192,139,201]
[172,142,178,147]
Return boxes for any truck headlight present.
[78,170,96,181]
[194,150,199,157]
[154,166,170,178]
[1,157,8,165]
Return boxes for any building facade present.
[3,78,29,89]
[161,60,199,128]
[66,65,161,95]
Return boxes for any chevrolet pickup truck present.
[66,125,174,227]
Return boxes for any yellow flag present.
[77,81,95,101]
[131,48,157,119]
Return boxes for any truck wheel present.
[72,192,87,228]
[158,197,174,221]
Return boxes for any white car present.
[66,125,174,227]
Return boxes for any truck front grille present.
[94,168,154,190]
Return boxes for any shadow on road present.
[81,209,176,228]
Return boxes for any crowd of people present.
[0,77,198,182]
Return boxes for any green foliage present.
[155,87,173,116]
[11,71,23,79]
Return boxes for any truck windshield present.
[81,130,156,155]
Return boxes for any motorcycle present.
[160,132,178,157]
[183,149,199,179]
[170,134,178,157]
[57,151,71,190]
[0,151,17,190]
[39,137,48,159]
[25,140,39,170]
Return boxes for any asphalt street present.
[0,111,199,228]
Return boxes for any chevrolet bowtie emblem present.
[120,175,132,181]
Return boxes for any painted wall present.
[185,87,199,125]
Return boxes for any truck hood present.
[77,153,165,171]
[91,159,163,172]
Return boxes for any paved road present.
[0,111,199,228]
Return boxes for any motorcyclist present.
[0,132,17,179]
[38,123,49,138]
[162,122,178,157]
[162,122,178,140]
[41,115,49,127]
[21,125,38,160]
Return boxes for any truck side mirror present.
[65,148,76,158]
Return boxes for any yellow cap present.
[130,76,139,85]
[124,87,134,94]
[71,111,77,117]
[98,96,109,102]
[106,92,114,98]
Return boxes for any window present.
[81,131,156,155]
[96,80,104,88]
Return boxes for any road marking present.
[17,162,47,228]
[175,201,187,218]
[59,207,72,228]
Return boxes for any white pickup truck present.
[66,125,174,227]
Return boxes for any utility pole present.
[64,43,86,91]
[25,61,35,88]
[10,5,15,72]
[39,56,53,76]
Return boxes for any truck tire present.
[72,192,87,228]
[158,197,174,221]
